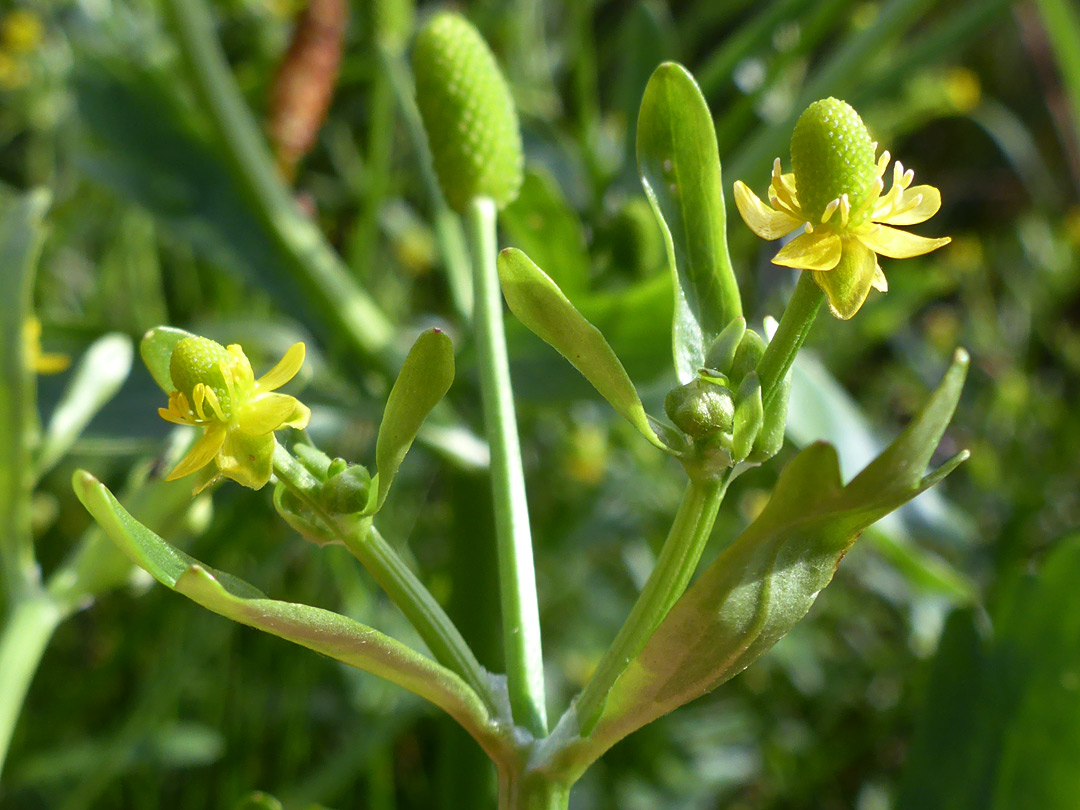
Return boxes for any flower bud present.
[665,378,735,440]
[790,97,877,223]
[412,12,523,211]
[704,317,746,377]
[169,337,234,415]
[729,329,767,385]
[320,462,373,514]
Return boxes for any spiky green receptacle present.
[169,337,234,416]
[789,98,877,224]
[412,12,523,212]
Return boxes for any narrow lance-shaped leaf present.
[140,326,197,394]
[498,248,669,452]
[576,350,970,769]
[36,333,134,480]
[72,470,501,754]
[372,328,455,510]
[637,62,741,382]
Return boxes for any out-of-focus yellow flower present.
[2,10,42,54]
[158,337,310,493]
[733,97,951,319]
[24,317,70,374]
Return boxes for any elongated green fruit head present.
[412,12,523,211]
[169,336,234,416]
[790,97,877,223]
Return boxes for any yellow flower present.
[25,317,70,374]
[733,97,951,319]
[158,337,310,493]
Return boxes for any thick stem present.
[498,768,571,810]
[162,0,394,360]
[271,446,498,717]
[574,477,727,733]
[0,594,62,779]
[756,271,823,410]
[467,196,547,737]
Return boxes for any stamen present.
[893,161,904,188]
[838,194,851,229]
[220,360,238,408]
[901,167,914,188]
[821,197,840,223]
[193,384,209,422]
[877,150,891,177]
[203,386,226,421]
[851,178,883,223]
[772,157,782,181]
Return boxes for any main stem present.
[0,594,62,780]
[498,767,571,810]
[466,196,547,737]
[574,477,726,732]
[271,446,497,716]
[756,271,823,410]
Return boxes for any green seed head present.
[412,12,523,212]
[170,336,234,416]
[790,98,877,224]
[665,378,735,440]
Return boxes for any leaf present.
[36,333,134,479]
[637,62,741,382]
[498,248,668,451]
[577,350,969,764]
[373,329,455,510]
[140,326,197,395]
[501,167,592,298]
[897,536,1080,810]
[72,470,498,747]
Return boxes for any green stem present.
[384,48,474,319]
[0,594,62,780]
[574,477,727,733]
[756,271,823,410]
[467,196,547,737]
[498,767,571,810]
[162,0,394,360]
[271,446,498,717]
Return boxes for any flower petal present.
[158,407,194,426]
[240,393,303,436]
[871,264,888,292]
[257,342,306,392]
[857,224,951,258]
[734,180,802,240]
[166,425,226,481]
[812,239,879,320]
[772,232,842,271]
[217,429,275,490]
[876,184,941,225]
[281,399,311,430]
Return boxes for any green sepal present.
[72,470,499,744]
[140,326,197,394]
[371,328,455,512]
[704,317,746,377]
[730,328,766,384]
[636,62,742,383]
[581,350,970,762]
[498,247,671,453]
[731,372,763,463]
[749,367,790,463]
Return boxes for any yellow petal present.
[282,399,311,430]
[34,352,71,375]
[876,185,941,226]
[158,407,194,426]
[733,180,802,240]
[239,393,301,435]
[256,342,306,391]
[871,264,888,292]
[217,429,275,490]
[857,224,951,259]
[166,425,226,481]
[772,231,842,271]
[812,239,879,320]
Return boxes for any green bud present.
[749,370,790,463]
[320,463,373,514]
[413,12,523,212]
[790,97,877,223]
[729,329,767,384]
[169,336,234,415]
[665,378,735,440]
[704,317,746,377]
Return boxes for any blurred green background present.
[2,0,1080,807]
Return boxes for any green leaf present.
[140,326,196,395]
[72,470,498,747]
[637,62,741,382]
[373,329,456,510]
[501,167,592,298]
[898,536,1080,810]
[36,333,134,480]
[578,350,969,765]
[498,248,668,452]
